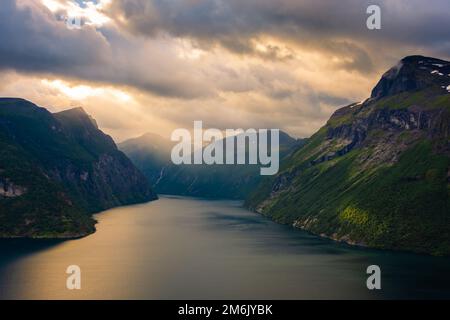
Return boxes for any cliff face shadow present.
[0,239,63,269]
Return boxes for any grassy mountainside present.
[0,98,157,238]
[246,56,450,255]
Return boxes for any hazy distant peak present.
[141,132,169,141]
[59,106,87,114]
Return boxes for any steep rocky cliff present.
[118,132,173,188]
[0,98,157,238]
[246,56,450,255]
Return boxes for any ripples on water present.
[0,196,449,299]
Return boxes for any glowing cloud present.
[41,79,131,102]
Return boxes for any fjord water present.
[0,196,449,299]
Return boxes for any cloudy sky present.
[0,0,449,141]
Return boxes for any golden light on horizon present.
[41,79,132,102]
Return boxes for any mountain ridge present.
[0,98,157,238]
[245,55,450,256]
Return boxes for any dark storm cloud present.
[0,0,216,99]
[0,0,109,72]
[1,0,450,102]
[108,0,450,47]
[107,0,450,69]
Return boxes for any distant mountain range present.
[246,55,450,255]
[119,130,305,199]
[0,98,157,238]
[1,55,449,256]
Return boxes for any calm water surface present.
[0,196,449,299]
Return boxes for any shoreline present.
[248,205,449,258]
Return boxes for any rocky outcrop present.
[0,178,26,197]
[371,55,450,100]
[320,103,450,166]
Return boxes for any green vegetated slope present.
[246,55,450,255]
[0,98,156,238]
